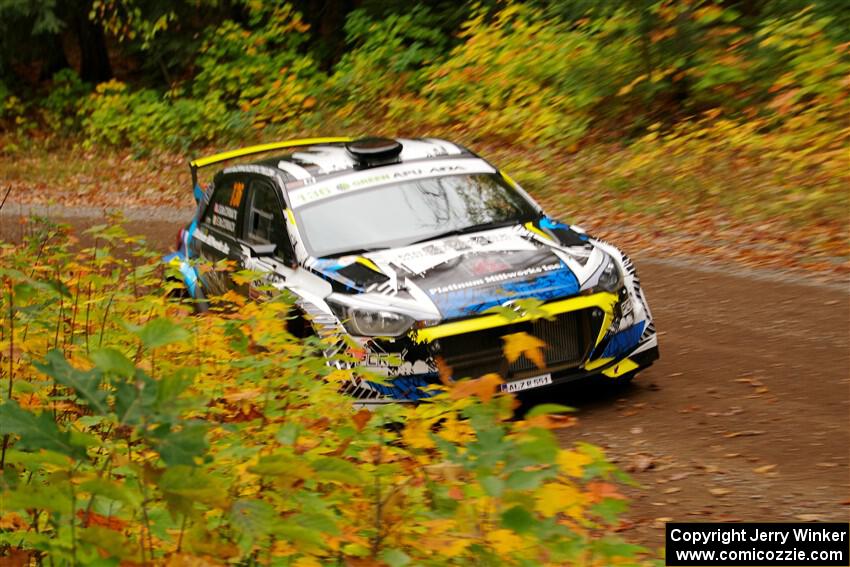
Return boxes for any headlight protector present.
[328,301,415,337]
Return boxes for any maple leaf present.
[501,332,546,369]
[449,373,504,403]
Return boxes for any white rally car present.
[166,137,659,404]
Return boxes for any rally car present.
[166,137,658,404]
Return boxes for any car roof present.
[219,137,475,189]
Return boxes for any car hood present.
[309,219,607,321]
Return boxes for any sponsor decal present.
[194,230,230,254]
[211,214,236,232]
[289,158,495,208]
[428,262,562,295]
[381,230,523,275]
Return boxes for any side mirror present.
[246,243,277,257]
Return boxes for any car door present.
[239,177,296,298]
[191,172,248,296]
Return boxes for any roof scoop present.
[345,138,403,169]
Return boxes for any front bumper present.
[337,290,658,404]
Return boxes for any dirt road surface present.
[3,206,848,554]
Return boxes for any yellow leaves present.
[326,369,353,383]
[436,415,475,444]
[416,518,474,556]
[402,417,436,450]
[501,332,546,369]
[0,512,28,530]
[0,209,649,566]
[557,449,593,478]
[486,529,526,555]
[534,482,586,519]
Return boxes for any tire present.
[165,277,208,314]
[193,288,209,314]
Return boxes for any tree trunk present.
[73,3,111,83]
[40,34,70,80]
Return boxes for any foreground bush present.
[0,221,646,565]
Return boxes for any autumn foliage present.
[2,0,847,275]
[0,220,646,565]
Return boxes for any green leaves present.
[90,347,135,378]
[154,423,208,466]
[501,505,536,534]
[230,498,275,548]
[311,456,365,484]
[0,401,86,458]
[132,317,190,349]
[35,349,108,415]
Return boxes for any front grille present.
[433,308,599,380]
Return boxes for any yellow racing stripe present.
[414,291,618,343]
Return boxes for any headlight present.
[596,256,623,292]
[328,301,415,337]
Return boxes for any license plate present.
[500,373,552,393]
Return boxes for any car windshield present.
[295,173,539,257]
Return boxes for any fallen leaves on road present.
[723,430,766,438]
[627,453,656,473]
